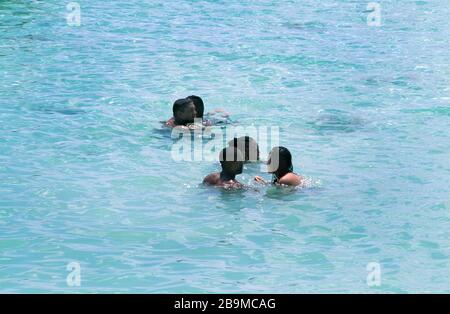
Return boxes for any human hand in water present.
[184,123,204,130]
[215,108,230,118]
[208,109,230,118]
[254,176,267,184]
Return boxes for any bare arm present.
[277,173,302,186]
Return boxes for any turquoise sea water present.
[1,0,449,293]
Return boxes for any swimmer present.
[165,98,197,128]
[254,146,303,186]
[228,136,260,162]
[187,95,205,118]
[186,95,211,126]
[203,147,245,189]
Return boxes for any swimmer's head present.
[228,136,260,162]
[219,146,244,175]
[173,98,196,125]
[187,95,204,118]
[267,146,293,176]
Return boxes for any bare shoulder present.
[278,173,303,186]
[203,172,220,185]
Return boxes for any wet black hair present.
[187,95,204,118]
[219,146,244,163]
[172,98,193,117]
[228,136,260,161]
[269,146,294,182]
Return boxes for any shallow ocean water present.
[1,0,449,293]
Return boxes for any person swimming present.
[165,98,197,128]
[228,136,260,162]
[203,146,245,189]
[254,146,303,186]
[165,95,227,128]
[187,95,205,119]
[185,95,212,127]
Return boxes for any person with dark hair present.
[203,147,245,189]
[165,98,197,128]
[187,95,204,118]
[254,146,303,186]
[165,95,231,127]
[228,136,260,162]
